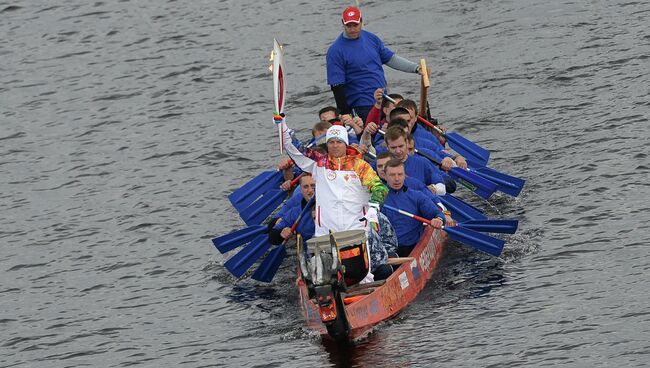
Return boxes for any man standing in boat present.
[279,119,388,237]
[327,6,423,123]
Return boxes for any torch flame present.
[268,50,275,72]
[268,44,282,73]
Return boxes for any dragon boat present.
[211,38,519,343]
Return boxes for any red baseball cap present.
[342,6,361,24]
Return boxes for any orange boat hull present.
[297,226,447,340]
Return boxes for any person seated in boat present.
[387,111,446,154]
[317,106,362,144]
[273,172,315,223]
[392,102,468,170]
[359,115,410,156]
[374,152,453,225]
[406,134,457,194]
[382,110,457,193]
[269,176,317,246]
[310,120,332,147]
[365,88,403,129]
[381,158,446,257]
[318,106,338,122]
[382,126,447,195]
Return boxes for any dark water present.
[2,0,649,366]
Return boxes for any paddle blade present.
[251,245,287,282]
[471,166,525,197]
[228,171,283,212]
[224,235,271,278]
[444,226,505,257]
[439,194,487,222]
[448,167,497,199]
[239,189,288,226]
[445,132,490,167]
[458,219,519,234]
[212,225,268,254]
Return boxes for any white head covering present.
[325,125,349,145]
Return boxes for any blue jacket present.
[411,124,445,151]
[403,176,443,204]
[403,155,445,186]
[275,191,304,221]
[381,185,446,246]
[326,30,394,108]
[273,204,315,241]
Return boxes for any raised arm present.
[281,120,317,175]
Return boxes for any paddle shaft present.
[288,172,304,188]
[382,204,440,227]
[418,59,429,118]
[383,203,504,257]
[282,196,315,242]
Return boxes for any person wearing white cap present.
[280,119,388,240]
[326,6,424,124]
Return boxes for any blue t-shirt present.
[326,30,394,108]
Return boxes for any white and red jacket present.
[283,123,387,237]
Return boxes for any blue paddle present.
[413,148,497,199]
[228,170,284,212]
[438,194,487,223]
[239,174,303,226]
[223,234,271,278]
[212,225,268,254]
[382,204,505,257]
[468,164,525,197]
[251,197,315,282]
[457,219,518,234]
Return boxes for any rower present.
[318,106,338,122]
[381,158,447,257]
[269,177,316,246]
[383,126,447,195]
[375,152,453,225]
[389,113,443,154]
[316,106,361,144]
[365,88,403,129]
[393,101,468,170]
